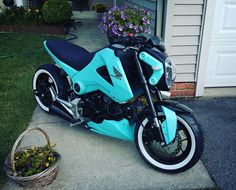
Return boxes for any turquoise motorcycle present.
[33,36,204,173]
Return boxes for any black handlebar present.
[111,36,147,46]
[111,35,166,53]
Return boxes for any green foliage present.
[92,3,107,13]
[0,6,43,25]
[7,145,57,177]
[42,0,72,24]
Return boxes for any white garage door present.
[205,0,236,87]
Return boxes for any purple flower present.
[111,6,119,11]
[99,5,152,37]
[108,15,113,20]
[139,7,144,13]
[119,25,123,31]
[112,24,119,35]
[142,16,147,22]
[121,11,127,20]
[103,25,108,32]
[102,15,106,22]
[134,26,139,33]
[142,17,150,25]
[128,22,133,29]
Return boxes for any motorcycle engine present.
[80,92,140,123]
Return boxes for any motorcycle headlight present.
[165,57,176,89]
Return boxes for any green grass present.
[0,33,63,187]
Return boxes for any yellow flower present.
[15,156,19,160]
[35,9,39,13]
[45,162,49,167]
[28,8,31,12]
[48,157,51,161]
[31,146,36,150]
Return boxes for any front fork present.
[133,51,166,144]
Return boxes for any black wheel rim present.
[35,73,56,108]
[142,118,193,165]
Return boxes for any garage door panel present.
[212,0,236,40]
[205,45,236,87]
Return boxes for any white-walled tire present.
[134,113,204,173]
[32,64,69,113]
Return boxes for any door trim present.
[195,0,217,96]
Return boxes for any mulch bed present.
[0,24,69,35]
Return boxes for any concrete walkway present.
[3,20,216,190]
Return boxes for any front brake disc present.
[149,133,182,158]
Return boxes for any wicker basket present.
[4,127,61,187]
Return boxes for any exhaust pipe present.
[50,104,83,124]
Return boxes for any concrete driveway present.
[179,98,236,190]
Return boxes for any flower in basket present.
[100,5,151,37]
[4,127,61,187]
[7,144,57,177]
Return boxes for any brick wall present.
[171,82,196,97]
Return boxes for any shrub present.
[42,0,72,24]
[0,6,43,25]
[100,5,151,37]
[92,3,107,13]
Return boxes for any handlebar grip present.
[110,36,147,45]
[111,37,130,44]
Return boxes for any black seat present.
[45,39,94,71]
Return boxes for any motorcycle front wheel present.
[134,113,204,173]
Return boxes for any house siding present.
[165,0,205,82]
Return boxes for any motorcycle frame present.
[44,41,177,144]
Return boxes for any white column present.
[16,0,23,7]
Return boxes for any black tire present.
[32,64,70,112]
[134,112,204,173]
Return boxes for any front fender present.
[133,100,193,124]
[156,100,193,114]
[134,100,193,144]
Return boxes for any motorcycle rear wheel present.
[32,64,69,112]
[134,113,204,173]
